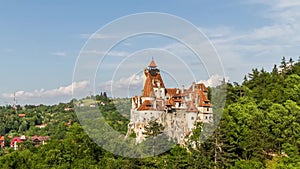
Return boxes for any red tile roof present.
[137,100,156,111]
[148,58,157,67]
[152,74,165,88]
[136,59,213,112]
[197,83,208,92]
[18,114,26,117]
[166,88,181,97]
[10,137,23,147]
[142,74,155,97]
[197,90,212,107]
[142,68,165,97]
[186,101,198,112]
[31,135,50,141]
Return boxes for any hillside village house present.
[35,124,48,129]
[18,114,26,117]
[10,135,27,150]
[0,136,5,148]
[10,135,50,150]
[31,135,50,146]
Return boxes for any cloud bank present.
[1,81,90,105]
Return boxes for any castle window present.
[191,117,194,120]
[205,116,208,119]
[207,108,209,111]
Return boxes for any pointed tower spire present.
[148,58,157,67]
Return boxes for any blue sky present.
[1,0,300,105]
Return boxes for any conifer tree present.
[143,119,165,156]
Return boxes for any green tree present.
[143,119,165,156]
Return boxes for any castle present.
[126,59,213,143]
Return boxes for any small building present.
[89,104,96,108]
[64,107,73,111]
[18,114,26,117]
[35,124,48,129]
[31,135,50,146]
[0,136,5,148]
[10,135,26,150]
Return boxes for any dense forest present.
[0,57,300,168]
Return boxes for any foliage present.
[0,57,300,168]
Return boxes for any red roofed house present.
[0,136,5,148]
[126,59,213,144]
[31,135,50,146]
[10,135,27,150]
[18,114,26,117]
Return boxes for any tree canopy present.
[1,57,300,168]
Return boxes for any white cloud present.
[196,0,300,83]
[199,74,229,87]
[78,1,300,86]
[100,74,143,90]
[98,74,144,98]
[254,0,300,11]
[1,80,90,102]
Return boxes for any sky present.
[1,0,300,105]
